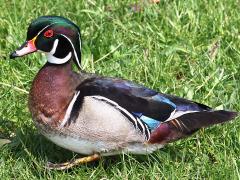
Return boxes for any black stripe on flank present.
[137,117,151,140]
[136,119,144,133]
[65,91,84,127]
[117,109,137,129]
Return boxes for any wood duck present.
[9,16,238,170]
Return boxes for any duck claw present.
[45,154,100,170]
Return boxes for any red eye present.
[44,29,54,38]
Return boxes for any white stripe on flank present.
[137,117,150,140]
[91,95,150,140]
[91,96,138,126]
[91,96,118,105]
[60,91,81,128]
[59,34,82,69]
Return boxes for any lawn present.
[0,0,239,179]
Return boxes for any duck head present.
[10,16,81,68]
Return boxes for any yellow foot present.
[45,154,100,170]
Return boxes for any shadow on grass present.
[0,118,206,177]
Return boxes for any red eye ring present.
[44,29,54,38]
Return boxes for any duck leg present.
[45,153,100,170]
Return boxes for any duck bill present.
[10,38,37,59]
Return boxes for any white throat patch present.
[50,39,59,54]
[46,38,72,64]
[60,34,81,69]
[47,52,72,64]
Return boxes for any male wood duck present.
[10,16,238,170]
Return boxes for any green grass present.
[0,0,239,179]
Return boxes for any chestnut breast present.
[29,63,77,126]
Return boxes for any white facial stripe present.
[78,32,81,51]
[45,38,72,64]
[37,23,56,36]
[59,34,81,69]
[47,51,72,64]
[50,39,59,54]
[36,23,82,67]
[60,91,81,128]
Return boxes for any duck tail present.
[149,110,238,144]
